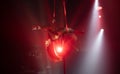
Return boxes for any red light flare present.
[47,33,78,62]
[99,15,101,18]
[47,39,68,61]
[53,40,68,59]
[97,6,103,10]
[55,46,63,53]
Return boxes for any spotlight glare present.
[79,0,106,73]
[56,46,63,53]
[99,15,101,18]
[94,0,99,9]
[101,29,104,32]
[97,6,103,10]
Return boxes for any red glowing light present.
[55,46,63,53]
[97,6,103,10]
[99,15,101,18]
[98,6,102,10]
[101,29,104,32]
[47,32,78,62]
[47,39,66,61]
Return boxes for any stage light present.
[98,6,103,10]
[94,0,99,9]
[99,15,101,18]
[101,28,104,32]
[46,32,78,61]
[47,39,66,61]
[55,46,63,53]
[77,0,106,73]
[79,28,104,74]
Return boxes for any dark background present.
[1,0,120,74]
